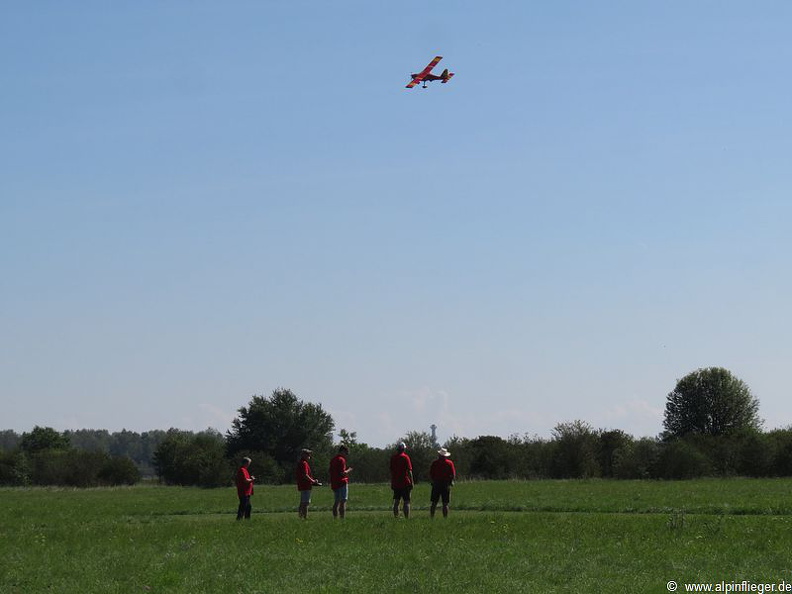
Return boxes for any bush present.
[767,429,792,476]
[734,432,773,477]
[153,429,231,487]
[63,450,111,487]
[517,437,553,479]
[612,438,660,479]
[598,430,633,478]
[99,456,142,486]
[654,439,711,479]
[0,450,27,486]
[549,421,601,479]
[28,450,72,485]
[466,436,515,480]
[13,449,139,487]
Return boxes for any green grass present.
[3,479,792,593]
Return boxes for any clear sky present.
[2,2,791,447]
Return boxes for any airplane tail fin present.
[440,68,454,83]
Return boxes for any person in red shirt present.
[429,448,456,518]
[389,442,414,519]
[235,457,255,520]
[296,449,321,519]
[329,445,353,519]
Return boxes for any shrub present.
[612,438,660,480]
[153,429,230,487]
[99,456,142,486]
[0,450,26,486]
[767,429,792,476]
[598,430,634,478]
[653,439,711,479]
[466,435,515,480]
[550,421,601,479]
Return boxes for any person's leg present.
[338,484,348,519]
[245,496,252,519]
[237,495,249,520]
[392,488,401,517]
[403,487,411,519]
[300,490,312,519]
[298,491,308,519]
[442,486,450,518]
[430,484,439,519]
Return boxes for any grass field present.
[3,479,792,593]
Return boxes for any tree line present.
[2,367,788,487]
[0,427,146,487]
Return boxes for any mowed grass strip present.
[3,479,792,593]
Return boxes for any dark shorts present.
[392,486,412,502]
[430,482,451,505]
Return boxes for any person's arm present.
[306,464,321,486]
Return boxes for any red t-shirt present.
[236,466,253,497]
[329,454,349,490]
[430,458,456,483]
[390,452,413,489]
[296,459,314,491]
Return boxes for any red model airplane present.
[406,56,455,89]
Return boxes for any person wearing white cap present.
[329,444,353,519]
[389,442,414,518]
[296,449,321,519]
[429,447,456,518]
[235,457,255,520]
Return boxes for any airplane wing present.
[405,56,442,88]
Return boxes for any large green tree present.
[226,388,334,471]
[663,367,762,438]
[20,426,70,453]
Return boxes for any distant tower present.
[430,424,439,448]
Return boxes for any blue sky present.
[2,2,791,446]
